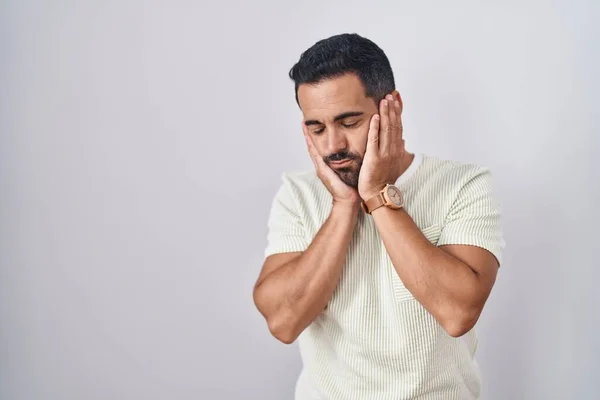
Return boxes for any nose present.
[324,127,348,156]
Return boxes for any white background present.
[1,1,598,399]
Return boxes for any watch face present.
[386,185,403,206]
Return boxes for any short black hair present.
[289,33,396,105]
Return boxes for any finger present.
[303,123,335,175]
[393,98,402,150]
[302,123,320,170]
[386,95,398,152]
[378,98,390,153]
[365,113,380,157]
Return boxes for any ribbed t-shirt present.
[264,153,505,400]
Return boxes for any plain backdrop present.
[1,1,598,399]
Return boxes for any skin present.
[253,73,499,343]
[300,73,412,202]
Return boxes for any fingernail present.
[382,100,388,106]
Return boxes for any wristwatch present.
[360,183,404,214]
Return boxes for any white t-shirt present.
[264,153,505,400]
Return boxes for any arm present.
[371,203,499,337]
[253,201,359,344]
[358,93,504,337]
[254,122,367,344]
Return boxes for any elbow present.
[262,301,301,344]
[266,313,300,344]
[444,321,474,338]
[442,306,482,338]
[253,288,299,344]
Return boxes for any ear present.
[391,90,403,114]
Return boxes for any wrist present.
[360,183,404,214]
[332,199,360,214]
[360,189,382,202]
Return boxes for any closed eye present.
[310,121,359,134]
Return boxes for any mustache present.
[324,150,360,163]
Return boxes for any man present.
[253,33,505,400]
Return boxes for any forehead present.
[297,73,375,121]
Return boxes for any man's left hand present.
[357,93,407,201]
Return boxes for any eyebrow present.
[304,111,365,126]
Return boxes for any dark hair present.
[289,33,395,105]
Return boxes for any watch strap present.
[361,191,386,214]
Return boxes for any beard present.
[324,150,363,188]
[326,158,362,188]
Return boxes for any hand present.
[357,94,407,201]
[303,123,360,207]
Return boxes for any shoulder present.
[420,154,494,189]
[270,170,330,224]
[277,170,323,197]
[280,170,318,185]
[270,170,328,208]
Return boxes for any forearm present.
[254,202,359,343]
[372,207,484,335]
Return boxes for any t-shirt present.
[263,153,505,400]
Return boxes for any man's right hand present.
[303,123,360,207]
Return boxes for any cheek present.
[312,140,327,157]
[350,129,369,157]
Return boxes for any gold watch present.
[360,184,404,214]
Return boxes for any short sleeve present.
[264,173,309,259]
[437,168,506,266]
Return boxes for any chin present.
[337,169,359,188]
